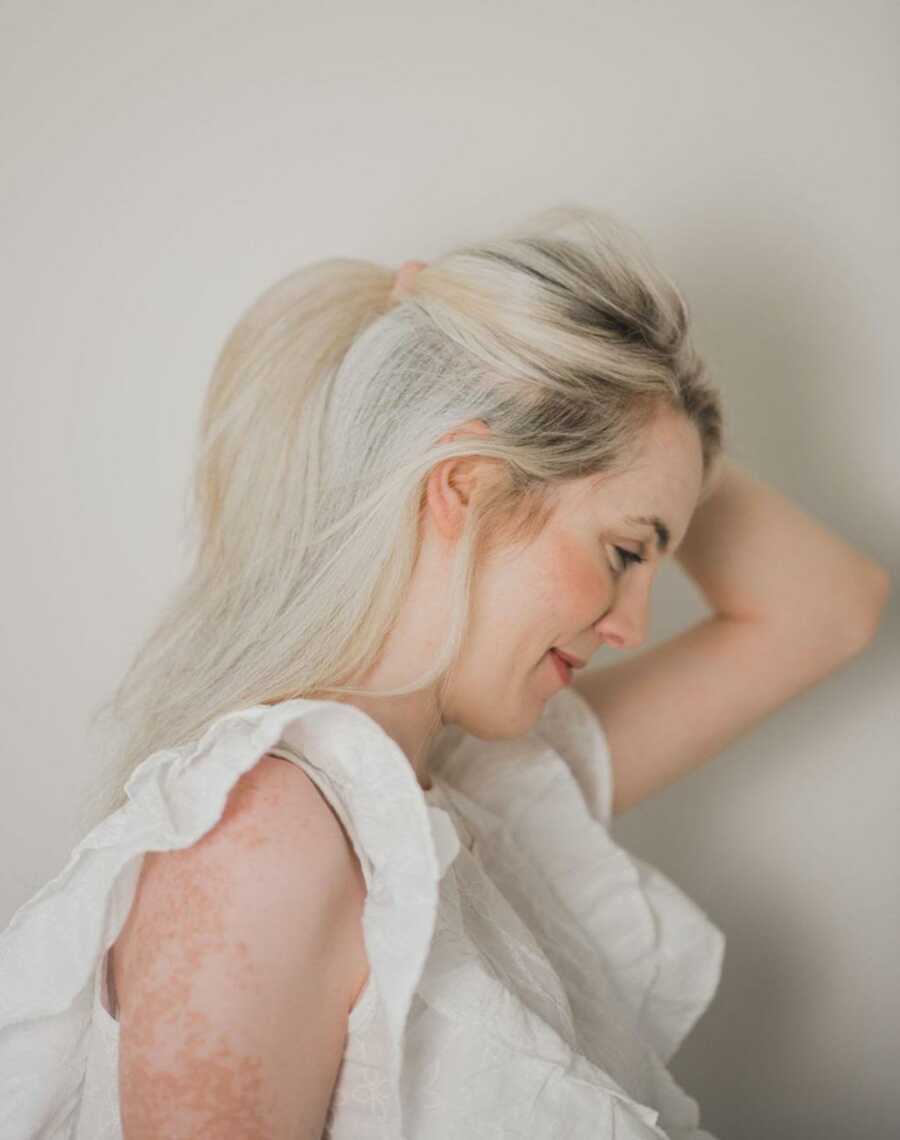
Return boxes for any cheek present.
[546,534,609,614]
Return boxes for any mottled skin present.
[110,753,369,1138]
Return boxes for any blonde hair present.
[81,203,724,827]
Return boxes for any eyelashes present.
[611,546,646,575]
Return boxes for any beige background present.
[1,2,898,1136]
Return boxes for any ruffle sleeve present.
[535,685,726,1065]
[429,684,726,1119]
[0,697,458,1140]
[535,676,616,827]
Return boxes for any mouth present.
[547,647,574,685]
[551,647,586,669]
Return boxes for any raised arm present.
[573,456,890,816]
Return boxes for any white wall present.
[1,1,897,1135]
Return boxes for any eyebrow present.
[623,514,671,554]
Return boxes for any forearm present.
[675,456,890,646]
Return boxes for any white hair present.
[81,203,724,828]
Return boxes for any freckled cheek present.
[552,545,610,616]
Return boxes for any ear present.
[425,420,493,541]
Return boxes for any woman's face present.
[444,405,705,738]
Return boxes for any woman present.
[0,205,889,1139]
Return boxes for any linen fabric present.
[0,686,725,1138]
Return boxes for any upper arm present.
[110,754,369,1140]
[572,607,883,818]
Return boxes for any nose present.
[593,575,650,650]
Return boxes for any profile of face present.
[351,402,705,770]
[432,403,705,740]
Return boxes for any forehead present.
[563,410,704,545]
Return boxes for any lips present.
[552,647,586,669]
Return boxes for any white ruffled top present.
[0,686,725,1139]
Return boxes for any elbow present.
[846,564,892,652]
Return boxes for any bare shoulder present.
[187,751,369,897]
[110,752,369,1139]
[117,752,369,940]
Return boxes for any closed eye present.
[612,546,646,574]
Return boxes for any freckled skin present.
[341,406,703,776]
[437,407,703,740]
[116,779,274,1136]
[112,755,361,1138]
[104,407,705,1132]
[303,405,703,792]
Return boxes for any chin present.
[453,700,534,743]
